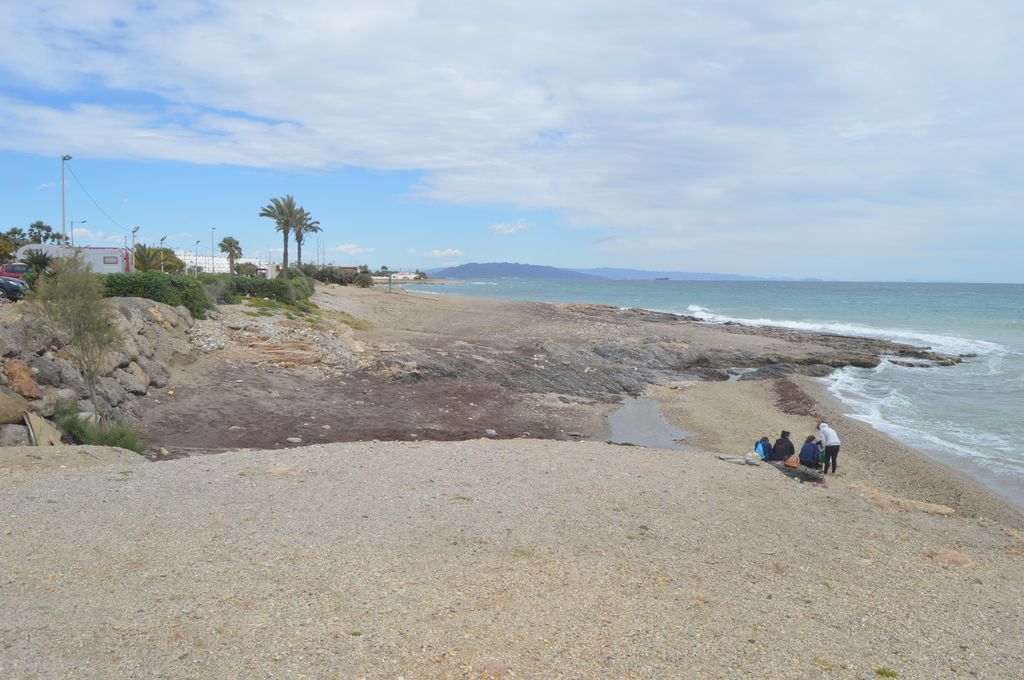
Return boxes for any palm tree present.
[293,209,321,268]
[132,244,160,272]
[259,195,301,276]
[21,249,54,276]
[218,236,242,275]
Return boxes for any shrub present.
[104,272,214,319]
[226,275,294,304]
[55,409,146,453]
[33,259,123,417]
[286,274,315,300]
[354,273,373,288]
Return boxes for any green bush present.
[104,272,214,319]
[286,274,315,300]
[226,275,294,303]
[55,410,146,454]
[354,273,373,288]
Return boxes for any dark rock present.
[94,376,127,407]
[114,368,147,395]
[27,355,62,386]
[135,356,170,388]
[0,423,30,446]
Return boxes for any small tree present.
[234,262,260,277]
[31,257,122,418]
[219,236,242,274]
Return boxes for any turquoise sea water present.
[416,280,1024,506]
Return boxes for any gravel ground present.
[2,440,1021,678]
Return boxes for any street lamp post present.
[60,155,72,245]
[159,236,166,273]
[211,226,216,275]
[195,240,201,277]
[69,219,86,247]
[131,226,140,251]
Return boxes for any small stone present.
[484,428,497,437]
[158,447,170,457]
[229,425,244,431]
[566,431,583,438]
[286,437,302,444]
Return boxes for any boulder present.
[0,424,30,446]
[55,358,87,395]
[135,356,170,388]
[94,376,127,407]
[32,387,78,418]
[113,367,147,395]
[4,360,43,399]
[0,388,29,424]
[126,361,150,388]
[134,333,154,358]
[27,355,62,387]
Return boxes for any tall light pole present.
[60,155,72,245]
[131,226,140,251]
[195,240,201,277]
[69,219,86,247]
[159,236,166,273]
[211,226,216,275]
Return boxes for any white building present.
[174,250,271,275]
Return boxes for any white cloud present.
[73,227,126,244]
[1,2,1022,277]
[423,248,464,258]
[333,243,374,255]
[488,219,529,235]
[36,182,54,190]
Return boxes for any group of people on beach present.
[754,423,842,474]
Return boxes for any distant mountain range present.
[430,262,820,281]
[431,262,601,280]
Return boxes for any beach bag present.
[784,454,800,469]
[818,448,827,464]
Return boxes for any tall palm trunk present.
[296,236,303,268]
[281,228,289,275]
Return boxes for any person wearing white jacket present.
[818,422,841,474]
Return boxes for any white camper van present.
[14,244,133,274]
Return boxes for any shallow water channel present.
[605,398,698,451]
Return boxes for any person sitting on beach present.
[799,435,820,469]
[818,422,841,474]
[754,436,772,460]
[771,430,795,461]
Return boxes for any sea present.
[414,279,1024,507]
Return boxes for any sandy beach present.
[3,284,1022,677]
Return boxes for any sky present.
[1,1,1022,282]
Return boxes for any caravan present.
[14,244,133,274]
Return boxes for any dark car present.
[0,274,28,301]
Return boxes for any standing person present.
[818,422,841,474]
[771,430,795,461]
[799,435,821,468]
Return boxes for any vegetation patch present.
[874,668,898,678]
[104,272,214,319]
[321,309,374,330]
[54,409,146,454]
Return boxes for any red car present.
[0,262,29,278]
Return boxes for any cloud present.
[1,2,1022,277]
[488,219,529,235]
[333,243,374,255]
[36,182,54,190]
[423,248,464,258]
[72,227,126,244]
